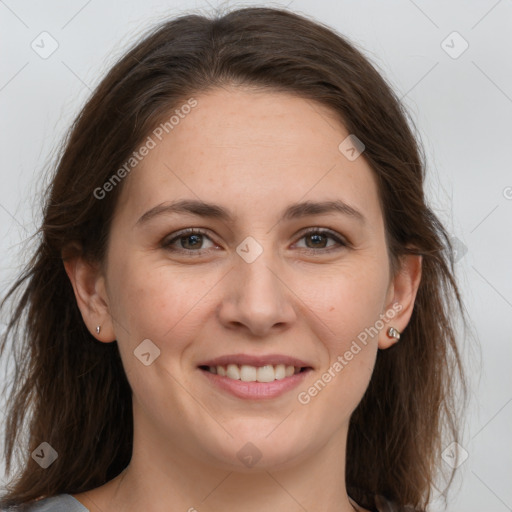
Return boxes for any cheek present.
[304,258,387,398]
[318,351,377,423]
[106,260,207,402]
[108,251,217,350]
[302,282,380,419]
[313,259,389,341]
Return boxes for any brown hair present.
[0,6,468,510]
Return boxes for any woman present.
[0,6,467,512]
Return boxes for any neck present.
[77,409,360,512]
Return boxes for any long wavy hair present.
[0,6,468,510]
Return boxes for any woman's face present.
[86,87,417,471]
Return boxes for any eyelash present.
[161,227,348,256]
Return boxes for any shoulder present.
[2,494,89,512]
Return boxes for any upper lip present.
[198,353,313,369]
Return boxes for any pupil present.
[308,233,326,248]
[182,234,202,249]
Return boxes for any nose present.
[217,247,297,337]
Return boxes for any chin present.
[203,428,312,473]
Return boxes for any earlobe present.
[62,252,115,342]
[378,325,401,350]
[378,253,422,350]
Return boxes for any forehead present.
[115,87,383,228]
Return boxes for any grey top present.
[7,494,89,512]
[10,493,415,511]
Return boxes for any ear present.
[378,253,422,350]
[62,244,116,343]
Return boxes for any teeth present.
[256,365,275,383]
[226,364,240,380]
[240,365,257,382]
[275,364,286,380]
[207,364,302,382]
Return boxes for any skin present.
[64,86,422,512]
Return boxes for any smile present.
[199,364,307,382]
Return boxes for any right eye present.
[161,228,219,255]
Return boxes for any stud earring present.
[95,325,101,335]
[387,327,401,340]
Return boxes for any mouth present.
[197,358,313,400]
[198,363,311,383]
[196,353,314,389]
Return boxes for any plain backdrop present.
[0,1,511,511]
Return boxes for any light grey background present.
[1,1,511,510]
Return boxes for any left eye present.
[294,229,346,251]
[161,228,346,254]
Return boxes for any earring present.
[95,325,101,335]
[387,327,401,340]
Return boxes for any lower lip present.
[199,368,312,400]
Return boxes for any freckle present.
[329,306,335,312]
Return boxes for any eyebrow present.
[135,198,366,227]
